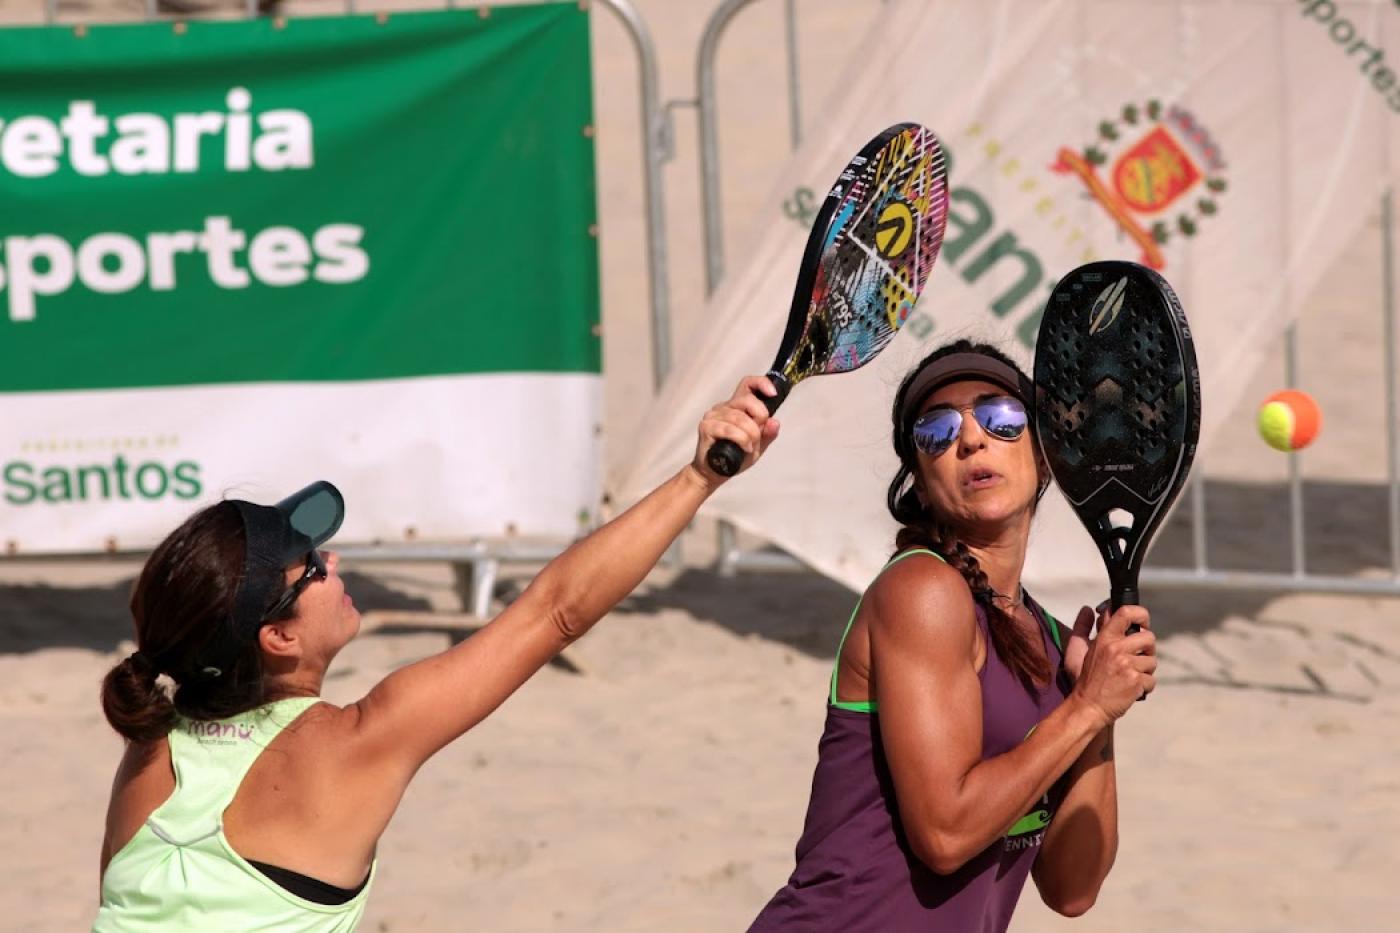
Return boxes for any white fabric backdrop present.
[617,0,1400,602]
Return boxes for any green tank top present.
[94,697,376,932]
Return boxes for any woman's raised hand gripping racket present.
[1034,261,1201,636]
[705,123,949,476]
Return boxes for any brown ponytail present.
[99,501,268,742]
[887,340,1050,694]
[100,652,176,743]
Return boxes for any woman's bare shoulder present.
[103,738,174,873]
[865,551,977,642]
[269,699,365,750]
[275,698,402,772]
[113,736,171,789]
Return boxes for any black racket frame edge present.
[705,122,919,478]
[1107,266,1200,618]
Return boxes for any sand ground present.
[3,0,1400,930]
[4,534,1400,931]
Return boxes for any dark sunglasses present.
[263,550,329,621]
[911,396,1028,457]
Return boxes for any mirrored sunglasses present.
[911,396,1028,457]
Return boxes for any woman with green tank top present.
[93,376,782,931]
[750,341,1158,932]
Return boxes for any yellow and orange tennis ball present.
[1257,390,1321,452]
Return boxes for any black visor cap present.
[898,352,1034,430]
[195,481,345,679]
[276,481,345,556]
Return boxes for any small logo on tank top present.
[1003,830,1046,853]
[185,720,256,745]
[1003,795,1053,853]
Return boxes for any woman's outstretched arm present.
[346,376,781,772]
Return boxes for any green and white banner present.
[0,5,602,552]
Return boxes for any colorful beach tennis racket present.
[705,122,949,476]
[1034,261,1200,629]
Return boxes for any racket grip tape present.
[1112,586,1147,699]
[704,372,790,478]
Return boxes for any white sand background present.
[3,0,1400,930]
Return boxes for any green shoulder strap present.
[1028,595,1064,653]
[829,547,945,713]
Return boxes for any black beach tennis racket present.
[1034,261,1200,629]
[706,123,949,476]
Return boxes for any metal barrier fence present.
[695,0,1400,598]
[13,0,1400,603]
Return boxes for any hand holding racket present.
[691,374,784,484]
[705,123,950,476]
[1035,261,1199,696]
[1066,602,1158,718]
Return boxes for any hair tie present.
[129,650,157,677]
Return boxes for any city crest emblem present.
[1051,100,1226,270]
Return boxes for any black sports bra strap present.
[247,859,369,906]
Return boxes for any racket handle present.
[705,440,747,477]
[704,372,790,478]
[1110,585,1137,609]
[1111,585,1140,634]
[1112,586,1147,699]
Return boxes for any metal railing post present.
[698,0,763,297]
[1284,324,1305,576]
[596,0,673,388]
[1190,476,1208,574]
[699,0,812,577]
[700,0,812,574]
[1385,189,1400,578]
[1136,568,1400,596]
[784,0,802,150]
[1276,7,1305,579]
[698,0,809,295]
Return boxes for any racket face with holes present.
[1034,261,1200,605]
[771,123,948,385]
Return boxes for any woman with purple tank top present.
[749,341,1158,932]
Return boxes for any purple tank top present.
[750,563,1069,933]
